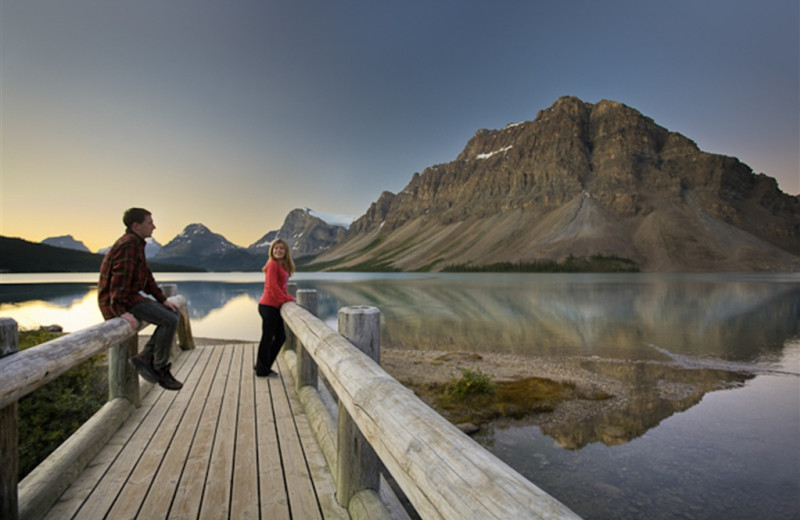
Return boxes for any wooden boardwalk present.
[43,343,349,520]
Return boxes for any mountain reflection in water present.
[310,274,799,362]
[538,359,752,449]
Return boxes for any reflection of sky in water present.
[481,341,800,520]
[0,292,103,331]
[0,289,265,341]
[189,293,261,341]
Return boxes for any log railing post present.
[295,289,319,390]
[108,334,140,406]
[172,296,195,351]
[0,317,19,520]
[285,283,298,352]
[161,284,181,358]
[336,306,381,508]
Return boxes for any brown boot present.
[155,363,183,390]
[131,352,158,384]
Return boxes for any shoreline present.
[380,347,630,431]
[184,339,753,442]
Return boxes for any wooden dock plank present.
[169,345,234,520]
[69,353,198,518]
[197,343,243,520]
[277,355,350,520]
[137,345,219,518]
[254,351,292,520]
[231,343,259,519]
[44,344,344,520]
[271,358,324,520]
[105,348,210,519]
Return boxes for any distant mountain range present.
[9,96,800,273]
[0,236,202,273]
[21,208,352,272]
[147,209,351,271]
[41,235,91,253]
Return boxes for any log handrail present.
[0,289,193,520]
[0,294,190,409]
[281,297,582,520]
[0,318,131,410]
[1,285,580,520]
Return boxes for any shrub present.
[448,368,496,401]
[16,330,108,479]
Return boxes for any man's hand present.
[120,312,138,329]
[164,300,179,313]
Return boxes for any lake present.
[1,272,799,520]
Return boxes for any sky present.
[1,0,798,253]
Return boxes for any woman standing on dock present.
[254,239,295,377]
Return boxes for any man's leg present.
[130,300,182,390]
[130,300,179,369]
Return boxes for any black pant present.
[257,304,285,371]
[130,300,179,369]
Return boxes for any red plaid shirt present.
[98,232,166,319]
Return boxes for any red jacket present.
[259,260,294,307]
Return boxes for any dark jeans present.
[130,300,179,369]
[257,304,286,371]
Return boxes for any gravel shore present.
[184,339,750,442]
[380,347,630,430]
[379,347,751,442]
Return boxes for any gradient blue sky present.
[2,0,798,252]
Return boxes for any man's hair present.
[123,208,152,230]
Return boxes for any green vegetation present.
[17,329,108,479]
[301,251,638,273]
[447,368,496,401]
[441,254,639,273]
[405,366,612,428]
[332,260,401,272]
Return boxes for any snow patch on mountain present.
[476,146,512,160]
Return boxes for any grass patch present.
[405,368,611,428]
[448,368,496,401]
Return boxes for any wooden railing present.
[0,285,194,520]
[282,289,582,520]
[1,285,582,520]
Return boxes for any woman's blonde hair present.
[264,238,295,276]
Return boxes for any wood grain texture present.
[42,344,346,519]
[282,302,583,520]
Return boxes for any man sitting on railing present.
[98,207,183,391]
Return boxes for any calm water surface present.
[1,272,798,520]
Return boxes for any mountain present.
[153,223,263,271]
[248,208,350,260]
[310,96,800,273]
[0,236,203,273]
[98,237,162,258]
[41,235,91,253]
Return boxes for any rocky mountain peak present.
[157,223,240,259]
[314,96,800,272]
[248,208,349,259]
